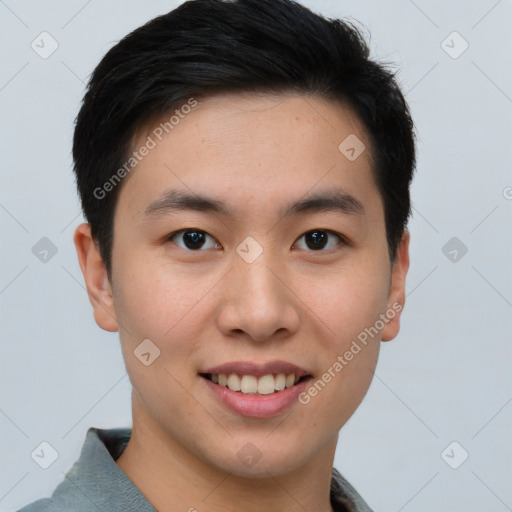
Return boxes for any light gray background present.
[1,1,511,511]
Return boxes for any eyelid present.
[293,229,347,251]
[165,228,349,252]
[166,228,221,250]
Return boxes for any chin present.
[203,442,312,479]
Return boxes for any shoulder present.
[15,498,59,512]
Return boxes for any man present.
[19,0,414,510]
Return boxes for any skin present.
[74,92,410,512]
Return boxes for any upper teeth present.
[212,373,299,395]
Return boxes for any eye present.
[293,229,345,251]
[166,229,221,251]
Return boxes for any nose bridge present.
[241,254,280,297]
[218,244,299,341]
[233,232,280,288]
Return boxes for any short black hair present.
[73,0,415,279]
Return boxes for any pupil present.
[184,230,205,249]
[306,231,327,250]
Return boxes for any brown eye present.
[294,230,344,251]
[167,229,221,250]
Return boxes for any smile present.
[199,361,313,418]
[201,373,310,395]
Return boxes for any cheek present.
[112,265,204,395]
[302,261,390,346]
[112,257,208,339]
[111,256,226,381]
[298,258,389,425]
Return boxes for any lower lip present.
[201,376,312,418]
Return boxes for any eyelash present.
[165,228,347,252]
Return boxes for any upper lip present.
[201,360,311,378]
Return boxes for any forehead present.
[116,92,381,223]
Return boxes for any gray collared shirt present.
[17,427,373,512]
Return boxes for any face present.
[76,92,409,477]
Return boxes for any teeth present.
[285,374,295,388]
[227,373,241,391]
[241,375,258,394]
[275,373,286,391]
[212,372,302,395]
[258,374,275,395]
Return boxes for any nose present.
[215,252,301,343]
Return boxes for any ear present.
[73,223,119,332]
[381,230,410,342]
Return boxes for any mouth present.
[199,361,313,418]
[199,360,313,396]
[199,372,312,396]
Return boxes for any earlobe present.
[381,230,410,342]
[73,223,119,332]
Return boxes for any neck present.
[116,392,337,512]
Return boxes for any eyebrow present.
[142,187,364,220]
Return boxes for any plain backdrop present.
[1,1,511,511]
